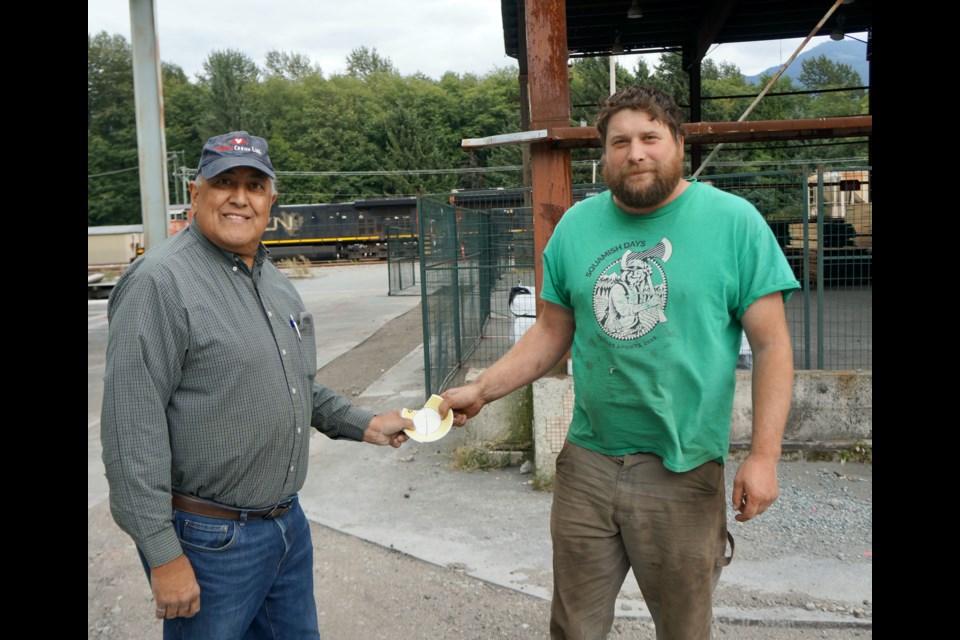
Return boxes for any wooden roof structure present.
[500,0,872,64]
[486,0,873,149]
[471,0,872,335]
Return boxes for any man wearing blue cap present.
[100,131,413,639]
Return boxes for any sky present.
[87,0,867,82]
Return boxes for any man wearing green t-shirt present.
[440,85,800,639]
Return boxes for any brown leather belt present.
[172,491,294,521]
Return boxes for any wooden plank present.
[461,116,872,149]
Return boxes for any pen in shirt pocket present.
[289,315,302,341]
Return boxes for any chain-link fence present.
[411,167,871,395]
[386,224,419,295]
[706,166,872,371]
[416,190,534,393]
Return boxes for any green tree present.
[749,73,804,121]
[797,55,865,118]
[88,32,142,226]
[798,55,863,93]
[90,34,868,227]
[568,57,635,127]
[631,57,653,85]
[162,63,208,203]
[443,68,522,190]
[567,57,635,184]
[699,58,753,122]
[651,52,690,112]
[264,51,322,81]
[89,32,204,225]
[793,55,868,162]
[345,46,398,78]
[198,49,261,131]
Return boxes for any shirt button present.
[291,387,297,394]
[297,427,302,434]
[289,466,295,472]
[282,349,287,355]
[267,311,273,317]
[232,266,238,272]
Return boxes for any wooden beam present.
[681,116,872,142]
[462,116,872,150]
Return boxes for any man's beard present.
[604,154,683,210]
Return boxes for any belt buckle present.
[262,498,293,520]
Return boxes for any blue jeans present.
[138,495,320,639]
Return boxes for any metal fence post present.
[799,169,812,370]
[815,166,826,368]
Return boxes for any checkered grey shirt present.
[100,224,374,568]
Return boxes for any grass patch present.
[276,256,313,278]
[839,440,872,464]
[451,445,510,472]
[531,475,554,492]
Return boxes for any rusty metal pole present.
[687,45,703,175]
[524,0,572,340]
[517,1,532,210]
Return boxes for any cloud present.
[89,1,865,82]
[88,0,512,80]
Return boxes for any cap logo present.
[217,139,265,156]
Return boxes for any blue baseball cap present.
[197,131,275,179]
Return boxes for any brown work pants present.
[549,442,732,640]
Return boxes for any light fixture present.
[627,0,643,19]
[830,15,846,41]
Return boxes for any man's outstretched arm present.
[441,300,575,425]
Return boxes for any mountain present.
[742,39,868,86]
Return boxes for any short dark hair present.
[595,85,685,146]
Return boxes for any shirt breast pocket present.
[297,312,317,376]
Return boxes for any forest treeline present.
[88,31,868,227]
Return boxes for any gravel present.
[721,463,872,563]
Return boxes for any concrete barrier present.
[463,369,872,488]
[731,370,873,444]
[454,369,534,468]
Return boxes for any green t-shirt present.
[540,181,800,472]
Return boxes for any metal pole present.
[609,55,616,95]
[128,0,170,250]
[815,167,826,368]
[181,165,191,207]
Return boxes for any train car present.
[163,198,418,262]
[261,197,417,261]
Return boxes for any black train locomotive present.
[261,197,418,261]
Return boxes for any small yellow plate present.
[402,394,453,443]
